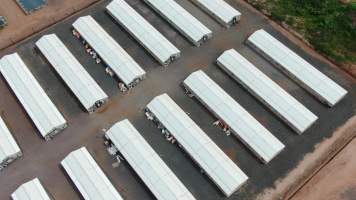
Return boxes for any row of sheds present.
[0,0,243,173]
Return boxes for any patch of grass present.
[248,0,356,64]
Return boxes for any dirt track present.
[291,137,356,200]
[257,115,356,200]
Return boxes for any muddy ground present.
[0,0,355,199]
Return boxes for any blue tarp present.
[16,0,48,14]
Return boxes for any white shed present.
[61,147,123,200]
[106,0,180,66]
[190,0,241,28]
[105,119,196,200]
[73,15,146,88]
[11,178,51,200]
[36,34,109,113]
[0,116,21,170]
[0,53,67,140]
[217,49,318,134]
[146,93,248,197]
[144,0,212,46]
[183,70,285,163]
[247,29,348,107]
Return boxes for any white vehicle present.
[106,0,180,66]
[105,119,196,200]
[217,49,318,134]
[146,93,248,197]
[183,70,285,163]
[247,29,348,107]
[144,0,212,46]
[73,15,146,88]
[61,147,123,200]
[36,34,109,113]
[0,53,67,140]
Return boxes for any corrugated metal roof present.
[247,29,348,107]
[11,178,51,200]
[106,0,180,66]
[0,116,21,169]
[106,119,196,200]
[61,147,123,200]
[145,0,212,46]
[36,34,108,113]
[217,49,318,134]
[72,15,146,86]
[183,70,285,163]
[192,0,241,27]
[146,93,248,197]
[0,53,67,140]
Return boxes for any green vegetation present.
[248,0,356,64]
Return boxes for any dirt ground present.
[0,0,355,199]
[256,115,356,200]
[291,137,356,200]
[0,0,99,51]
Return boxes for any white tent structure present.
[0,116,21,170]
[106,0,180,66]
[183,70,285,163]
[190,0,241,28]
[217,49,318,134]
[61,147,123,200]
[144,0,212,46]
[0,53,67,141]
[146,93,248,197]
[105,119,196,200]
[72,15,146,88]
[11,178,51,200]
[247,29,348,107]
[36,34,109,113]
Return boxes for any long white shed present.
[144,0,212,46]
[217,49,318,134]
[0,53,67,141]
[247,29,348,107]
[72,15,146,88]
[11,178,51,200]
[106,0,180,66]
[0,116,21,170]
[183,70,285,163]
[105,119,196,200]
[61,147,123,200]
[190,0,241,28]
[146,93,248,197]
[36,34,109,113]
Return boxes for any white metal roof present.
[217,49,318,134]
[0,116,21,168]
[106,119,196,200]
[0,53,67,140]
[144,0,212,46]
[11,178,51,200]
[247,29,348,107]
[191,0,241,27]
[106,0,180,66]
[72,15,146,86]
[36,34,109,113]
[61,147,123,200]
[146,94,248,197]
[183,70,285,163]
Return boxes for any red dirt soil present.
[0,0,99,52]
[291,137,356,200]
